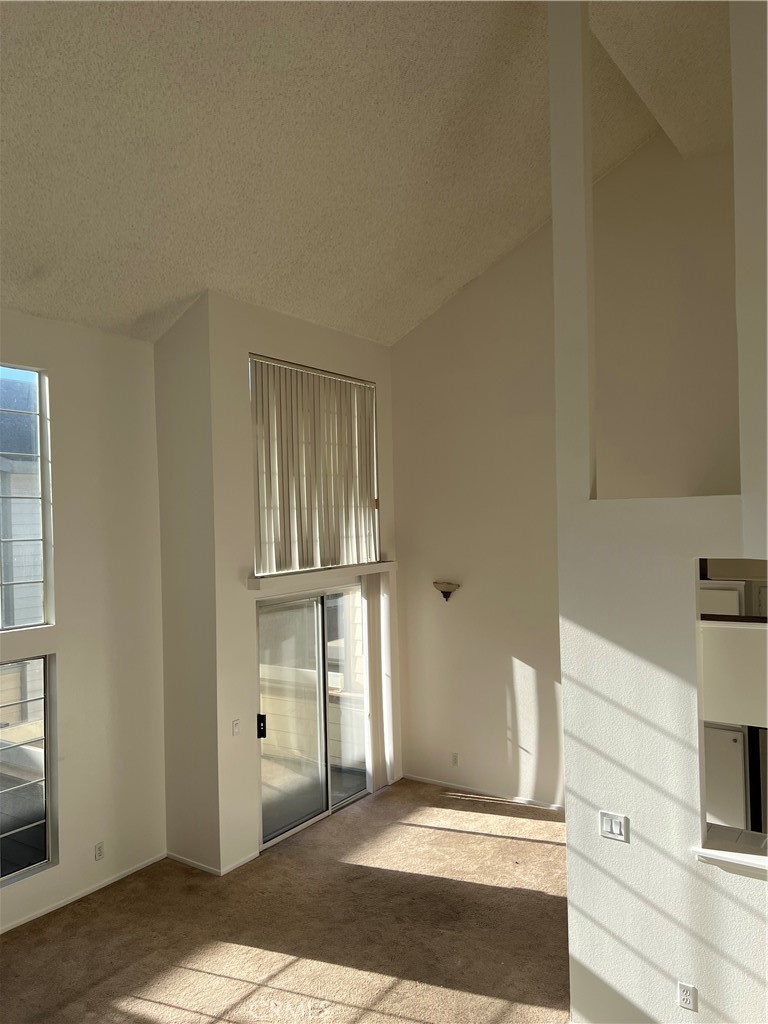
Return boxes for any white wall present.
[154,295,221,872]
[0,307,166,931]
[391,119,743,809]
[549,7,767,1023]
[207,291,399,869]
[391,226,563,806]
[557,498,767,1024]
[594,134,740,499]
[153,291,399,873]
[730,2,767,558]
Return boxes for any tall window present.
[1,367,50,628]
[0,658,49,878]
[251,357,379,576]
[0,365,54,881]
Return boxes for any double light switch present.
[600,811,630,842]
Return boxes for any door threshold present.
[260,789,370,851]
[261,809,330,851]
[331,788,370,812]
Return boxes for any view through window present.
[0,364,54,881]
[1,366,48,628]
[0,658,49,877]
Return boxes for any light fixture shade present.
[433,581,460,601]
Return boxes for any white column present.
[730,3,767,558]
[548,1,595,504]
[548,8,595,1021]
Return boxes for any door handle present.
[257,714,267,739]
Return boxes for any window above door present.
[250,356,380,577]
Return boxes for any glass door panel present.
[326,587,368,808]
[258,597,328,844]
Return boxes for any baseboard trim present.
[402,774,565,811]
[0,852,167,934]
[220,850,260,876]
[166,851,222,875]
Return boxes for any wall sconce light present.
[433,581,460,601]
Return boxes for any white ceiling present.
[0,2,731,345]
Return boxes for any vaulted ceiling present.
[0,2,732,345]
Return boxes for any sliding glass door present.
[326,588,368,808]
[258,597,328,844]
[258,586,368,846]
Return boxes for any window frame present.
[0,365,55,630]
[249,353,381,578]
[0,363,57,885]
[0,653,58,886]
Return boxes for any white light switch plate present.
[600,811,630,842]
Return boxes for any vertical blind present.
[251,357,379,575]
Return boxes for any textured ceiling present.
[591,1,732,158]
[0,2,729,345]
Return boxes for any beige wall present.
[594,133,740,499]
[0,308,166,931]
[392,223,563,806]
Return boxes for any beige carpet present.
[0,780,569,1024]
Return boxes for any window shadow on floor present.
[1,858,569,1022]
[1,782,569,1023]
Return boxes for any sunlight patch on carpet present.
[112,952,535,1024]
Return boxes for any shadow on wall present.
[570,958,650,1024]
[562,617,766,1023]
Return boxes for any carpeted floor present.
[0,780,569,1024]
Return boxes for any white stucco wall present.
[207,291,399,870]
[154,295,221,872]
[153,291,399,873]
[549,7,767,1023]
[1,308,166,931]
[594,134,740,499]
[392,224,563,807]
[730,1,767,559]
[392,97,742,811]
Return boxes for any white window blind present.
[251,357,379,576]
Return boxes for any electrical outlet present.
[94,841,104,862]
[677,982,698,1012]
[450,752,459,768]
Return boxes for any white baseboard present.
[402,774,565,811]
[166,851,222,875]
[220,850,260,876]
[0,853,167,934]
